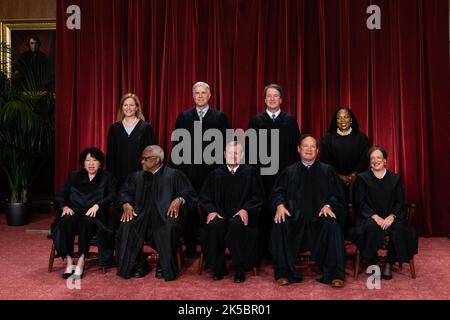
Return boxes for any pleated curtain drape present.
[55,0,450,236]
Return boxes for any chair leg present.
[252,267,257,277]
[48,244,56,272]
[176,251,182,275]
[198,252,204,275]
[354,250,360,279]
[409,259,416,279]
[101,266,107,274]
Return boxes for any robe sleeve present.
[355,133,370,173]
[320,133,334,165]
[326,167,346,210]
[106,125,116,173]
[270,167,290,209]
[174,170,198,210]
[326,167,347,226]
[97,174,118,212]
[117,173,137,208]
[355,176,376,219]
[169,113,184,167]
[288,117,301,165]
[391,177,406,220]
[199,173,220,215]
[242,171,266,216]
[54,171,77,210]
[142,123,157,149]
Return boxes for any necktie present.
[230,169,235,175]
[271,114,276,122]
[199,110,204,121]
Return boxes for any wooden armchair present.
[196,204,258,276]
[353,203,417,279]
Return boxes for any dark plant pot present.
[5,202,30,226]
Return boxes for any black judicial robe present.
[106,120,156,186]
[170,107,230,192]
[320,131,370,176]
[351,170,418,262]
[115,165,197,279]
[247,111,301,196]
[270,161,346,282]
[199,165,265,272]
[52,170,117,264]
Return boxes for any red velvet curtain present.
[56,0,450,236]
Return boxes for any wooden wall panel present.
[0,0,56,20]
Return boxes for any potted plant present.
[0,42,54,226]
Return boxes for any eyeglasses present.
[141,156,158,161]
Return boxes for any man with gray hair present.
[199,141,265,283]
[170,81,230,256]
[115,145,198,281]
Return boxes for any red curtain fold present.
[55,0,450,236]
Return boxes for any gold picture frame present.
[0,19,56,77]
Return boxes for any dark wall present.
[0,0,56,208]
[0,0,55,19]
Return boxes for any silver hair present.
[192,81,210,92]
[144,145,165,162]
[225,140,243,153]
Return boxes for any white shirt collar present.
[151,164,163,174]
[301,160,315,168]
[196,106,209,115]
[266,109,281,119]
[227,165,239,173]
[372,168,387,179]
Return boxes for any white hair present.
[192,81,210,92]
[144,145,165,162]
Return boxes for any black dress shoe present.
[212,273,224,280]
[132,266,150,278]
[234,271,246,283]
[62,270,74,279]
[155,263,163,279]
[381,263,392,280]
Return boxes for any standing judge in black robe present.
[270,135,346,287]
[247,84,301,257]
[320,108,370,197]
[115,145,197,281]
[351,145,418,280]
[52,148,117,279]
[170,81,230,255]
[320,108,370,235]
[106,93,156,187]
[199,142,265,283]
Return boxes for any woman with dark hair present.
[351,146,418,280]
[320,107,370,189]
[52,147,117,279]
[106,93,156,186]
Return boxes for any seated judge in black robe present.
[170,81,230,256]
[270,134,347,287]
[351,145,418,280]
[199,142,265,283]
[52,147,117,279]
[115,145,197,281]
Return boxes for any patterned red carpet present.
[1,213,449,300]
